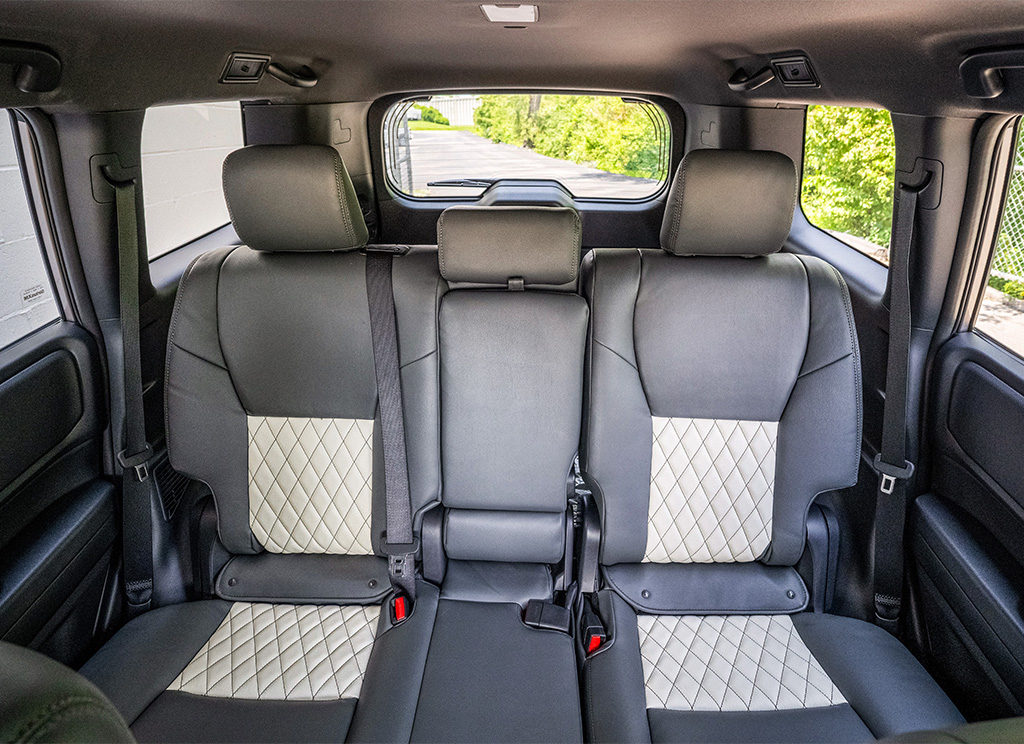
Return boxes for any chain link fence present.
[991,136,1024,281]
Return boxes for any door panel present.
[0,321,115,666]
[917,331,1024,720]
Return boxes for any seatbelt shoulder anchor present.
[118,442,154,481]
[872,453,915,495]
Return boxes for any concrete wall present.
[0,118,59,349]
[0,102,243,349]
[141,102,243,257]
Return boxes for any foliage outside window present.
[801,105,896,264]
[383,94,670,199]
[976,125,1024,355]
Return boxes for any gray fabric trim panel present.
[437,206,581,287]
[659,149,797,257]
[223,145,368,253]
[792,613,964,739]
[80,600,232,724]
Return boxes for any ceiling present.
[1,0,1024,115]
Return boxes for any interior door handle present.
[0,41,61,93]
[960,47,1024,99]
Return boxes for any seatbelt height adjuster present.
[872,454,915,495]
[118,442,153,482]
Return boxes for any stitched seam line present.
[669,160,688,251]
[568,210,581,283]
[333,151,356,247]
[437,213,448,279]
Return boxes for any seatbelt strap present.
[365,249,417,601]
[872,178,925,635]
[108,174,154,617]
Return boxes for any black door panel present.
[918,331,1024,720]
[0,321,115,665]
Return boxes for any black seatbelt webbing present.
[365,249,417,600]
[109,175,154,617]
[872,179,923,635]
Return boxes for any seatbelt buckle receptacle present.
[872,454,915,495]
[118,442,153,482]
[382,535,419,601]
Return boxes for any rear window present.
[801,105,896,264]
[142,102,244,258]
[383,94,670,200]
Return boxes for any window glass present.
[976,126,1024,354]
[802,105,896,264]
[0,112,59,349]
[141,102,243,258]
[383,94,671,199]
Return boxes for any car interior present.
[3,2,1024,743]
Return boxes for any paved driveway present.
[405,129,660,199]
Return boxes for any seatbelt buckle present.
[581,599,607,655]
[390,593,411,624]
[117,442,153,481]
[872,454,915,495]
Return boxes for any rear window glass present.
[801,105,896,264]
[383,94,670,200]
[142,102,243,258]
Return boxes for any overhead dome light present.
[480,4,538,23]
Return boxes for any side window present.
[801,105,896,264]
[0,111,59,349]
[141,102,243,259]
[976,125,1024,354]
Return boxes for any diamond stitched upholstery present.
[647,417,777,563]
[637,614,845,712]
[248,416,374,555]
[168,603,380,701]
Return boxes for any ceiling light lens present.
[480,4,538,23]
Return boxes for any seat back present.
[166,145,442,573]
[436,206,587,564]
[582,150,861,584]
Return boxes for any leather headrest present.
[223,145,368,252]
[660,149,797,257]
[438,206,582,288]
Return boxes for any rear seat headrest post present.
[223,144,369,253]
[437,206,582,290]
[659,149,798,257]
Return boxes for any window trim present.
[380,92,674,205]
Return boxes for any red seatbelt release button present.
[391,595,409,624]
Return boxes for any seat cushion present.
[80,600,383,743]
[583,592,963,743]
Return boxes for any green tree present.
[802,105,896,247]
[473,95,667,179]
[414,104,449,126]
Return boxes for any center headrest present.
[660,149,797,257]
[223,145,369,253]
[438,206,582,288]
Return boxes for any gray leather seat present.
[579,149,965,743]
[80,145,445,743]
[407,206,586,743]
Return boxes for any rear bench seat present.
[81,145,445,743]
[579,149,965,742]
[72,143,966,744]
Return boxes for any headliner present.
[1,0,1023,115]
